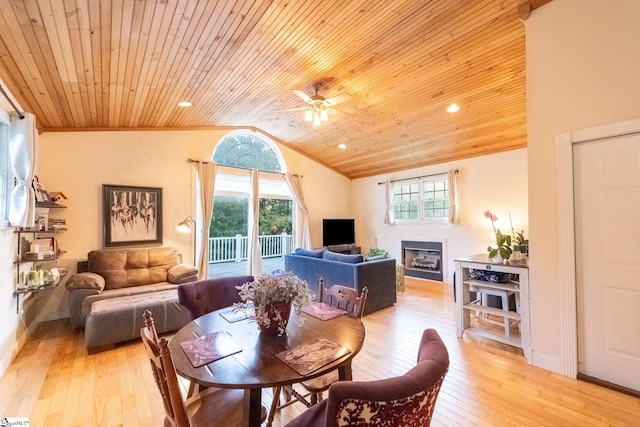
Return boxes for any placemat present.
[219,306,255,323]
[179,331,242,368]
[301,302,347,321]
[276,338,351,376]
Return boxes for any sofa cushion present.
[323,251,364,264]
[295,248,326,258]
[66,272,106,291]
[81,282,178,318]
[168,263,199,283]
[365,254,388,261]
[88,247,182,290]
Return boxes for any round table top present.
[169,306,366,390]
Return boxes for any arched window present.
[213,132,284,173]
[209,131,293,275]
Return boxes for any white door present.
[573,132,640,392]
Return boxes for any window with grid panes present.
[422,178,449,218]
[392,182,419,220]
[391,174,449,222]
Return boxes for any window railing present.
[208,233,294,263]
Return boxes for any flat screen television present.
[322,219,355,247]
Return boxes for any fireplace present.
[401,240,444,281]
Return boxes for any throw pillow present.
[294,248,325,258]
[168,263,199,283]
[322,251,364,264]
[65,272,106,291]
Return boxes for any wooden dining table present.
[169,306,366,427]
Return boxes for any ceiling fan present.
[283,83,352,126]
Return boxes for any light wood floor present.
[1,278,638,426]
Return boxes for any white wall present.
[526,0,640,373]
[352,149,528,283]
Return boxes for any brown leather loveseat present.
[65,247,198,353]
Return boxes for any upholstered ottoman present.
[84,289,190,354]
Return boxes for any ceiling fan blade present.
[324,92,352,106]
[292,90,313,103]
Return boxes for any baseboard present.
[578,374,640,398]
[531,350,566,375]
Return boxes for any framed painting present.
[103,184,162,247]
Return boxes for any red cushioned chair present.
[285,328,449,427]
[177,275,253,397]
[177,275,254,320]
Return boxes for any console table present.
[455,254,531,361]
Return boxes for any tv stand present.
[325,244,361,255]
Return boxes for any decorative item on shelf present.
[48,217,66,230]
[235,271,314,336]
[484,210,512,263]
[513,230,529,257]
[32,176,50,202]
[48,192,67,207]
[26,264,55,289]
[35,207,49,231]
[508,213,528,262]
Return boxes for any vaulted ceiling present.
[0,0,547,179]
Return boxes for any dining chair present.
[177,275,254,320]
[267,280,368,426]
[285,328,449,427]
[140,310,257,427]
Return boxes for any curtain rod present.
[377,169,458,185]
[0,85,25,119]
[187,159,301,178]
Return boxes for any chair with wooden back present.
[140,310,245,427]
[267,279,368,426]
[318,282,368,318]
[285,328,450,427]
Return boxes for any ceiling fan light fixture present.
[305,108,313,121]
[313,114,321,126]
[320,108,328,121]
[178,101,192,108]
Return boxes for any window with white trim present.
[392,174,449,222]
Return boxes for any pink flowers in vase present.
[484,210,512,260]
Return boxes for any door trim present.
[556,117,640,378]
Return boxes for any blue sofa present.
[284,249,397,314]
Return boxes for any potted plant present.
[484,210,512,262]
[514,230,528,255]
[235,272,314,336]
[364,247,389,260]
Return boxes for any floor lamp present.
[176,216,197,265]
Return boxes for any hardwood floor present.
[1,278,638,426]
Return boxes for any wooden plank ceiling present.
[0,0,537,179]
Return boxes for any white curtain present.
[384,179,394,224]
[196,162,217,279]
[448,169,459,224]
[285,173,310,249]
[247,168,264,276]
[8,112,36,227]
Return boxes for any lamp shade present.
[176,216,195,233]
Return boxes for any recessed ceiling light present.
[338,143,347,149]
[178,101,192,108]
[447,103,460,113]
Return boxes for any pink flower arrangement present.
[484,210,512,260]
